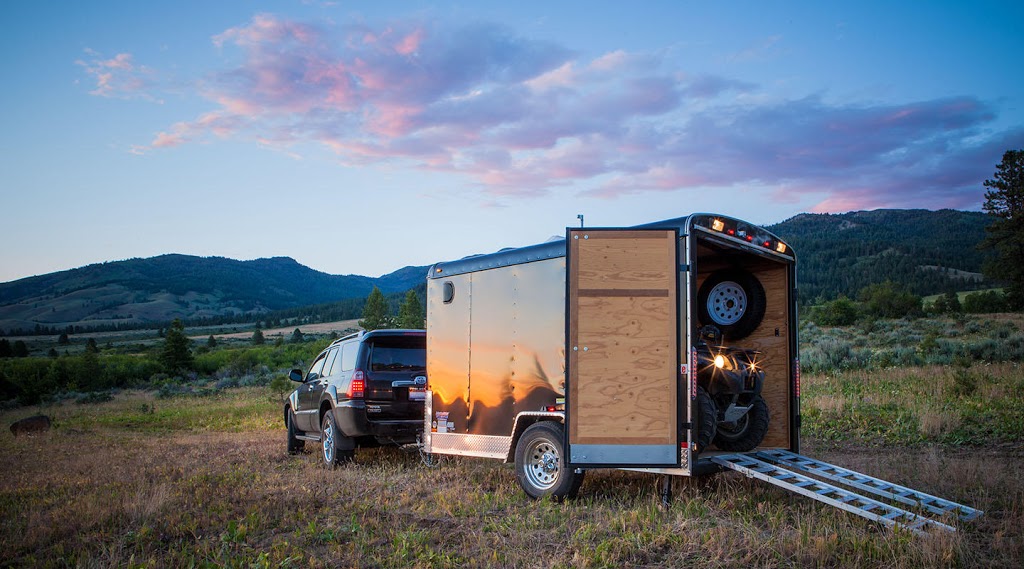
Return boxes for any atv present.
[692,325,770,453]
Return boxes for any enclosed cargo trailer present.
[421,213,980,533]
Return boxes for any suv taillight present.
[350,370,365,398]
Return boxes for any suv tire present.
[286,408,304,455]
[321,410,354,467]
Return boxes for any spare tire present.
[698,269,766,341]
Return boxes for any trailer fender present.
[505,412,564,462]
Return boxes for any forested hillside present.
[767,209,993,303]
[0,255,427,335]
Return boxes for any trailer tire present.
[713,396,769,452]
[698,269,766,341]
[514,422,582,501]
[321,410,355,467]
[286,408,305,455]
[694,387,718,455]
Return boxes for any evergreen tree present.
[290,328,305,343]
[85,338,100,354]
[358,287,392,331]
[13,340,29,358]
[0,339,12,358]
[981,149,1024,309]
[160,319,194,374]
[47,348,59,358]
[252,328,265,345]
[942,291,962,314]
[397,289,425,329]
[207,335,217,348]
[57,333,70,346]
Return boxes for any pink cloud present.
[76,50,157,100]
[136,14,1020,211]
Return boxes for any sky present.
[1,1,1022,284]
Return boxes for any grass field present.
[2,377,1022,568]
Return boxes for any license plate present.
[409,387,425,401]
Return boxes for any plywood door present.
[567,229,679,467]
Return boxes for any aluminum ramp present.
[710,453,964,534]
[754,450,982,522]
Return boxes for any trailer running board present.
[710,452,979,534]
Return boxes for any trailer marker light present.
[794,358,801,398]
[727,228,735,236]
[776,242,787,254]
[712,218,725,232]
[763,240,772,248]
[745,235,754,242]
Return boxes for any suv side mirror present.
[289,369,304,383]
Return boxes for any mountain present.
[766,209,994,303]
[0,209,998,335]
[0,255,428,334]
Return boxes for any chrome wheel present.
[322,416,335,464]
[706,280,747,325]
[524,437,560,491]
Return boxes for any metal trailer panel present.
[426,257,566,458]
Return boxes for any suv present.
[284,329,427,465]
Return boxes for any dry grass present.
[1,388,1022,567]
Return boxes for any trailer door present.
[566,228,680,467]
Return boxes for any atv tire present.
[713,395,769,452]
[693,387,718,455]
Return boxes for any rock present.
[10,415,51,436]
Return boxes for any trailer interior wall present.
[694,238,793,450]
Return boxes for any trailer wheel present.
[514,422,583,501]
[321,410,355,467]
[698,269,766,341]
[694,387,718,455]
[286,408,305,455]
[713,396,769,452]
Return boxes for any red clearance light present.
[350,370,366,398]
[727,229,735,236]
[794,358,801,398]
[745,235,754,242]
[762,240,772,248]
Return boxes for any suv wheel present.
[321,410,354,467]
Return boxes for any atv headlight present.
[714,355,726,369]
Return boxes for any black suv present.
[284,329,426,465]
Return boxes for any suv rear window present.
[367,337,426,372]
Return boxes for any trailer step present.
[710,454,956,534]
[755,450,982,522]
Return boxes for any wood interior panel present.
[569,230,677,447]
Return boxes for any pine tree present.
[207,335,217,348]
[358,287,391,331]
[981,149,1024,309]
[397,290,425,329]
[252,328,265,345]
[290,328,305,343]
[160,319,194,374]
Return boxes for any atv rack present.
[711,451,982,534]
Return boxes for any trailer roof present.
[428,213,793,278]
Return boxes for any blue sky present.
[1,1,1021,283]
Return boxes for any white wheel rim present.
[323,419,334,463]
[525,437,560,490]
[707,281,747,325]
